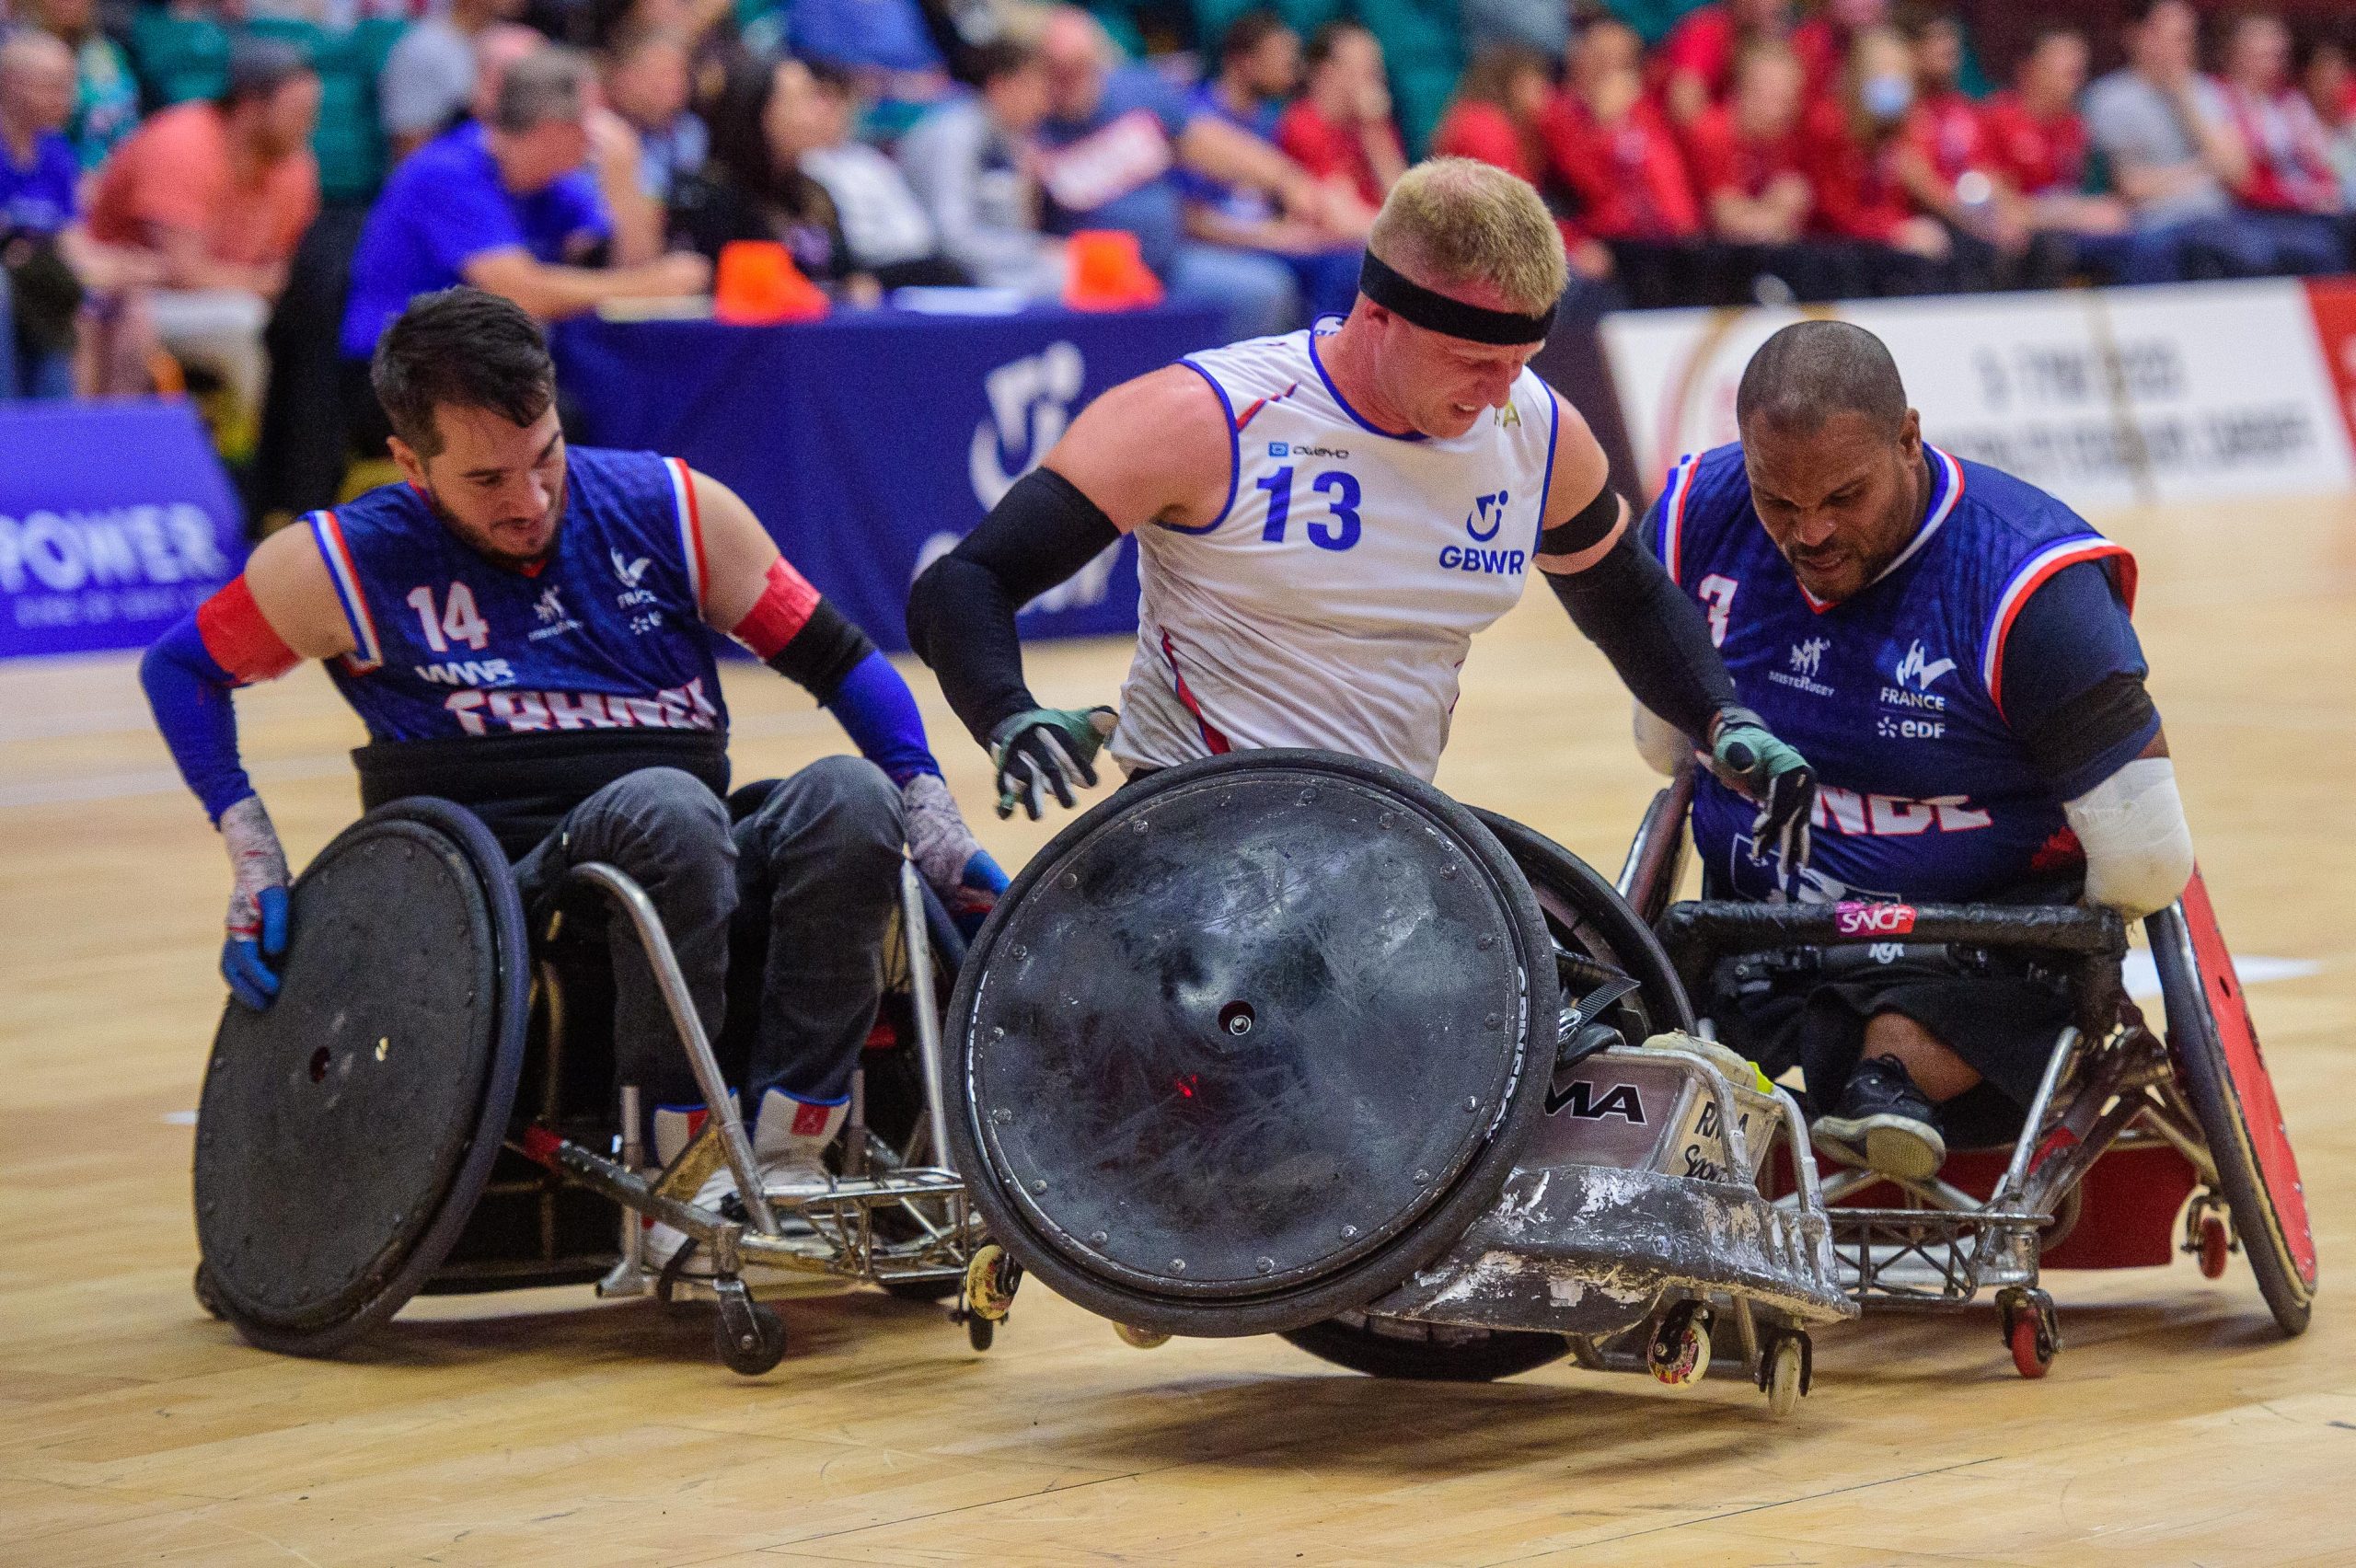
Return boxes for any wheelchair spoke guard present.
[195,797,530,1355]
[945,750,1561,1338]
[2148,870,2317,1335]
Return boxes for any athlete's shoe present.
[643,1091,849,1278]
[1812,1054,1947,1181]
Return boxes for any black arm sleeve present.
[905,466,1123,745]
[765,596,876,704]
[1542,522,1736,742]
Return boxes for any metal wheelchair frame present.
[1615,769,2296,1377]
[503,859,1018,1372]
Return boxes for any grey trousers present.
[513,756,906,1112]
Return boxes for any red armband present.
[195,574,301,685]
[730,556,823,660]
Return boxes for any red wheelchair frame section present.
[2175,869,2319,1290]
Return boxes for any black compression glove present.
[989,706,1119,820]
[1709,705,1816,882]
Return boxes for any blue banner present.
[0,398,247,661]
[558,303,1223,651]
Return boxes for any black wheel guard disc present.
[949,750,1559,1336]
[195,798,527,1350]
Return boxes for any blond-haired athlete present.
[907,159,1815,859]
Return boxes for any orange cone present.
[713,240,829,324]
[1064,229,1164,311]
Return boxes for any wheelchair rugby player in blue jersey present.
[1635,320,2195,1179]
[140,290,1011,1359]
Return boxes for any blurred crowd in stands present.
[3,0,2355,522]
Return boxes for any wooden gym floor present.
[3,495,2352,1566]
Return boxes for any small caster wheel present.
[1114,1322,1171,1350]
[192,1262,225,1320]
[1998,1287,2059,1379]
[2198,1213,2233,1280]
[964,1243,1022,1322]
[1759,1331,1810,1417]
[965,1311,995,1352]
[712,1281,787,1376]
[1646,1302,1713,1388]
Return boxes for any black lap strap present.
[353,729,731,859]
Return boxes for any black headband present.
[1358,251,1557,345]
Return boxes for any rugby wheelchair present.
[1617,767,2316,1378]
[189,788,1022,1377]
[941,749,1856,1417]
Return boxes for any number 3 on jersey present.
[408,582,491,652]
[1256,466,1362,551]
[1698,574,1737,647]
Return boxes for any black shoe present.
[1813,1054,1947,1180]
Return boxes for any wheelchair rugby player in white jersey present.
[902,159,1865,1392]
[907,157,1817,835]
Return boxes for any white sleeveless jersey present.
[1111,319,1561,782]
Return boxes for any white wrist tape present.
[2064,757,2194,919]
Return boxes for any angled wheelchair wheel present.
[1472,810,1694,1039]
[2147,873,2316,1337]
[1281,1311,1568,1382]
[193,797,530,1355]
[946,750,1562,1339]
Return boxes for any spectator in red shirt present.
[1431,43,1614,283]
[1275,22,1406,211]
[1981,26,2148,273]
[1791,0,1888,100]
[1894,10,2033,268]
[1540,21,1703,306]
[2298,33,2356,206]
[1686,40,1811,243]
[1653,0,1791,129]
[1800,25,1955,288]
[1544,21,1701,242]
[2215,11,2346,271]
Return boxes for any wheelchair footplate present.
[1363,1038,1854,1415]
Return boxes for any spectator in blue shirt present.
[341,46,708,448]
[343,47,706,360]
[0,29,96,397]
[1033,5,1344,340]
[1179,11,1369,324]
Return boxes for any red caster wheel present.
[2199,1213,2234,1280]
[1999,1288,2059,1379]
[2009,1315,2052,1379]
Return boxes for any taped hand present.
[219,794,292,1010]
[901,772,1011,936]
[1709,706,1816,884]
[988,706,1117,821]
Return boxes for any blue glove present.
[218,794,292,1011]
[223,883,288,1010]
[949,847,1010,940]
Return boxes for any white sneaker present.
[643,1092,849,1276]
[748,1090,848,1218]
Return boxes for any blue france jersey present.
[1654,444,2136,904]
[308,447,729,743]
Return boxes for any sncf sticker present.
[1834,901,1917,937]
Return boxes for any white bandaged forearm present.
[219,793,290,940]
[2064,757,2193,919]
[1633,702,1690,778]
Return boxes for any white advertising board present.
[1600,279,2356,511]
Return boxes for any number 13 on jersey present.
[1256,466,1363,552]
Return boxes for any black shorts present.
[1707,945,2074,1148]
